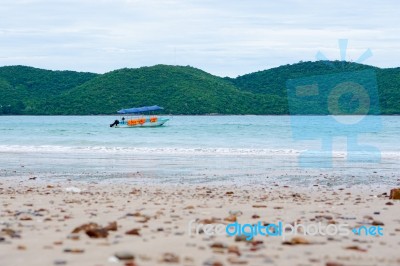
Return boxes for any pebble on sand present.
[203,258,224,266]
[326,263,344,266]
[345,246,367,252]
[114,251,135,261]
[104,221,118,231]
[53,259,67,265]
[161,252,180,263]
[282,237,310,245]
[63,248,84,253]
[125,228,141,236]
[372,220,384,226]
[71,221,118,238]
[17,245,26,250]
[65,187,82,193]
[389,188,400,200]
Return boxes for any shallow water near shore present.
[0,115,399,186]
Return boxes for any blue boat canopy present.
[117,105,164,114]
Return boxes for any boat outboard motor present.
[110,119,120,127]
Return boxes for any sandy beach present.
[1,0,400,265]
[1,177,399,266]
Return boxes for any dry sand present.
[0,177,399,266]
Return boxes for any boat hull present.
[116,118,169,128]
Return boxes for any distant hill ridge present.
[0,61,399,115]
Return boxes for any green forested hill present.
[229,61,374,96]
[0,66,98,114]
[229,61,400,114]
[35,65,285,114]
[0,62,399,115]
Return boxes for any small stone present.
[86,228,108,238]
[228,210,243,216]
[124,262,137,266]
[326,263,344,266]
[67,234,80,240]
[71,223,99,234]
[282,236,310,245]
[224,215,237,222]
[125,228,141,236]
[389,188,400,200]
[203,258,224,266]
[198,218,220,224]
[71,222,111,238]
[104,221,118,231]
[161,253,179,263]
[234,235,249,242]
[372,220,384,226]
[17,245,26,250]
[184,257,194,263]
[345,245,367,252]
[65,187,81,193]
[54,260,67,265]
[210,242,226,249]
[252,240,264,245]
[210,242,226,253]
[227,257,248,264]
[115,251,135,261]
[228,245,241,256]
[63,248,84,253]
[126,212,142,217]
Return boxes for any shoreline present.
[1,114,400,117]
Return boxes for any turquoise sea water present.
[0,116,399,186]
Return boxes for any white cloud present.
[0,0,399,77]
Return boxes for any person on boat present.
[110,119,119,127]
[121,117,125,124]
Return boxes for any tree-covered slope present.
[0,62,399,115]
[0,66,98,114]
[45,65,284,115]
[375,67,400,114]
[230,61,400,114]
[230,61,374,96]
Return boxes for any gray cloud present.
[0,0,399,77]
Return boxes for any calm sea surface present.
[0,116,399,186]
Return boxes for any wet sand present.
[0,177,399,266]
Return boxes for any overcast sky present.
[0,0,399,77]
